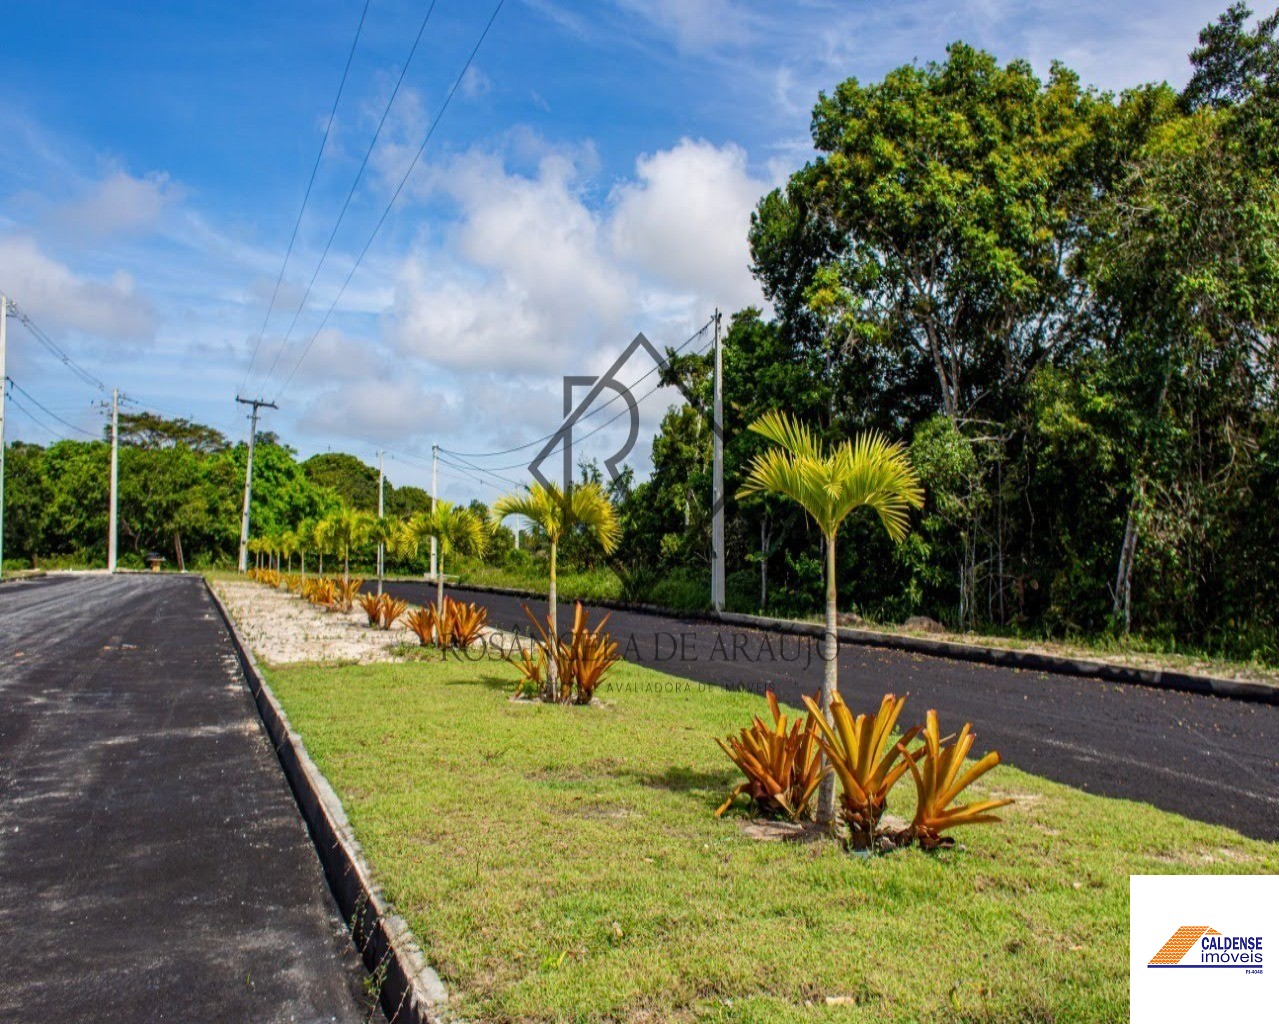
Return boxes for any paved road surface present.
[381,579,1279,842]
[0,574,373,1023]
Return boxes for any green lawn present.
[264,654,1279,1023]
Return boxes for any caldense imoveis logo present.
[1148,925,1264,969]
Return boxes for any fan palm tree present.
[737,410,924,823]
[296,518,315,577]
[491,481,619,697]
[397,502,487,620]
[312,518,333,576]
[325,507,373,586]
[279,530,298,572]
[368,515,398,596]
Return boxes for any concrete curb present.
[205,579,451,1024]
[416,579,1279,707]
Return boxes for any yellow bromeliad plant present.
[802,692,920,849]
[901,710,1013,850]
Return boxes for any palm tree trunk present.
[343,547,350,587]
[545,539,559,701]
[816,530,839,825]
[301,552,306,578]
[318,552,324,575]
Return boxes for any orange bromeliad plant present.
[901,710,1013,850]
[380,596,408,630]
[405,606,435,647]
[716,690,827,821]
[357,592,383,627]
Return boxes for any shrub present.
[802,692,920,850]
[518,601,620,704]
[358,592,384,627]
[380,597,408,630]
[405,606,436,647]
[448,598,488,647]
[716,690,827,820]
[901,709,1013,850]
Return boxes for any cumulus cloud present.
[0,235,156,339]
[386,136,767,378]
[53,169,182,238]
[608,138,765,310]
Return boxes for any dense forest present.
[5,6,1278,659]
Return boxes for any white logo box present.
[1130,874,1277,1022]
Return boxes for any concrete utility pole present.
[235,396,278,573]
[430,442,438,580]
[376,450,385,596]
[108,388,119,572]
[0,296,7,575]
[711,307,725,611]
[514,515,520,551]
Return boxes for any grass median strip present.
[264,654,1279,1023]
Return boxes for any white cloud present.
[608,138,765,311]
[615,0,755,52]
[386,136,766,379]
[0,235,156,340]
[53,169,182,238]
[460,66,492,100]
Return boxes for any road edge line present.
[205,578,451,1024]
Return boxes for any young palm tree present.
[368,515,398,596]
[398,502,487,620]
[492,482,619,697]
[296,519,315,577]
[737,410,924,823]
[280,531,298,572]
[326,507,373,586]
[312,518,333,576]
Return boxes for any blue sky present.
[0,0,1231,501]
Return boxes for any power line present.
[6,377,101,437]
[6,391,73,441]
[240,0,374,397]
[257,0,444,396]
[438,318,712,459]
[436,453,522,488]
[438,334,715,471]
[7,302,107,391]
[272,0,507,402]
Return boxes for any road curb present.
[205,579,450,1024]
[415,578,1279,707]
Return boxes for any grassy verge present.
[264,654,1279,1023]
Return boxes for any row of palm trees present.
[249,411,923,821]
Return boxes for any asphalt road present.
[380,579,1279,841]
[0,574,374,1024]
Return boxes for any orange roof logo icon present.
[1149,926,1221,965]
